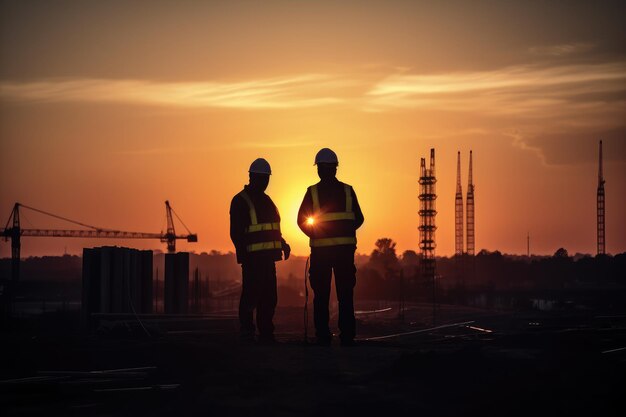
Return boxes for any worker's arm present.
[281,237,291,260]
[271,199,291,260]
[297,188,314,237]
[351,187,365,230]
[229,196,248,256]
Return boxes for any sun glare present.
[306,217,315,225]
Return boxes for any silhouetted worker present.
[298,148,364,346]
[230,158,291,344]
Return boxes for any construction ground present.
[2,303,625,416]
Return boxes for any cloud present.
[364,62,626,117]
[364,62,626,165]
[505,129,549,166]
[234,141,315,149]
[515,127,626,166]
[115,146,199,155]
[528,42,595,57]
[0,75,350,109]
[114,140,315,155]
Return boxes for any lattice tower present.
[419,149,437,281]
[466,150,475,256]
[455,151,464,256]
[597,140,605,255]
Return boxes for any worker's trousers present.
[239,261,277,340]
[309,247,357,342]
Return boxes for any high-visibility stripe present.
[317,212,355,221]
[311,185,320,212]
[238,191,258,225]
[345,184,352,212]
[310,237,357,247]
[246,222,280,233]
[247,241,283,252]
[309,184,354,222]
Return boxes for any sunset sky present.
[1,0,625,258]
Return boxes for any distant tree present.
[401,250,419,264]
[355,267,387,299]
[554,248,569,258]
[399,249,420,283]
[369,238,400,280]
[477,249,502,258]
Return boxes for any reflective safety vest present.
[238,190,283,255]
[309,183,357,248]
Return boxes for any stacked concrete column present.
[164,252,189,314]
[82,246,153,326]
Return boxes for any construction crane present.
[1,201,197,314]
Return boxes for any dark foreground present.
[2,304,625,417]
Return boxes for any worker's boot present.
[257,334,277,345]
[315,333,333,346]
[240,330,255,345]
[340,337,356,347]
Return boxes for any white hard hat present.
[314,148,338,165]
[249,158,272,175]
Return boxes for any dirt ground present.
[2,304,625,416]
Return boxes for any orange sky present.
[1,1,625,257]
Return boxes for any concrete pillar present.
[164,252,189,314]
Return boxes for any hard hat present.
[249,158,272,175]
[314,148,338,165]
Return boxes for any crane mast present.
[164,200,176,253]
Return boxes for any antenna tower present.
[597,140,605,255]
[466,150,475,256]
[419,149,437,321]
[455,151,464,256]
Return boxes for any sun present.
[306,217,315,226]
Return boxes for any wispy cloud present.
[113,140,315,155]
[115,146,200,155]
[528,42,595,57]
[364,62,626,116]
[505,129,549,166]
[0,75,350,109]
[235,141,315,149]
[363,61,626,165]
